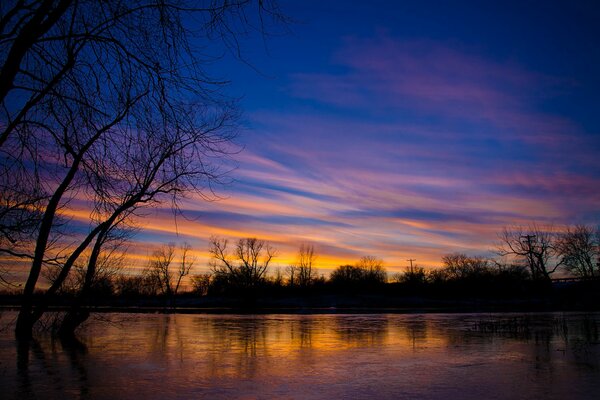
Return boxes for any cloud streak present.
[49,33,599,278]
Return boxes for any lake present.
[1,311,599,399]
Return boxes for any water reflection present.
[333,315,389,346]
[1,312,599,399]
[14,335,90,400]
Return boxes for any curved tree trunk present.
[58,226,108,338]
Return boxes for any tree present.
[114,273,151,297]
[496,224,560,282]
[1,1,288,338]
[190,273,212,296]
[441,253,490,281]
[330,256,387,288]
[144,243,194,298]
[287,243,317,288]
[54,224,131,336]
[209,236,275,289]
[394,266,427,286]
[556,225,599,279]
[330,264,365,285]
[42,228,126,296]
[356,256,387,284]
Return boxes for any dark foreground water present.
[1,311,599,399]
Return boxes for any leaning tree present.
[0,0,288,338]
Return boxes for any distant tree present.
[496,224,560,282]
[556,225,599,279]
[190,273,212,296]
[330,264,364,284]
[288,244,317,288]
[441,253,491,281]
[330,256,387,288]
[114,274,150,297]
[209,236,276,289]
[356,256,387,284]
[426,268,447,286]
[275,267,285,286]
[394,266,427,285]
[487,260,530,294]
[286,263,297,287]
[144,243,194,298]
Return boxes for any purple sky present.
[94,0,600,274]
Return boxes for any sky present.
[79,0,600,275]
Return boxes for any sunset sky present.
[101,0,600,275]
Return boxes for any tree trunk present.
[58,307,90,339]
[15,308,35,339]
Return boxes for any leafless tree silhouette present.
[144,243,194,296]
[210,236,276,288]
[441,253,491,280]
[556,225,599,279]
[190,273,212,296]
[330,256,387,286]
[287,243,317,288]
[496,224,561,281]
[0,0,288,338]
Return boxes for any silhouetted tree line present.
[393,254,531,298]
[329,256,387,292]
[5,223,596,311]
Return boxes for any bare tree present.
[330,264,364,284]
[42,220,130,293]
[1,1,289,339]
[190,273,212,296]
[286,263,297,287]
[556,225,599,279]
[175,243,195,295]
[287,244,317,288]
[496,224,561,282]
[394,265,426,285]
[356,256,387,284]
[114,273,150,297]
[1,0,289,148]
[145,244,176,297]
[296,244,316,287]
[441,253,490,280]
[209,236,275,288]
[144,243,194,298]
[330,256,387,286]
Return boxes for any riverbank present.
[2,291,599,314]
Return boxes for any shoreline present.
[2,303,599,315]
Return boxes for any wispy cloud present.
[290,35,580,147]
[53,34,599,276]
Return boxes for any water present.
[1,311,599,399]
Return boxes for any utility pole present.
[407,258,416,274]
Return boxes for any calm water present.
[1,311,599,399]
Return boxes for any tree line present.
[201,223,599,292]
[16,223,597,307]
